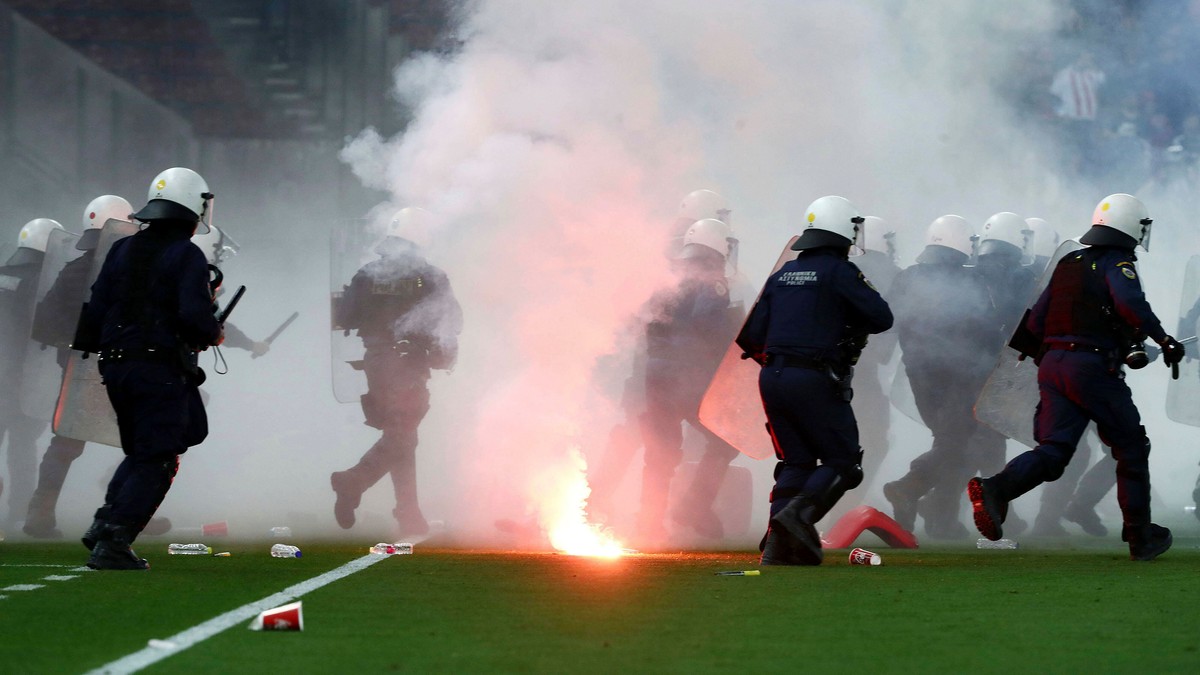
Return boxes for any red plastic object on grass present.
[821,505,919,549]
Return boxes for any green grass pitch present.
[2,539,1199,673]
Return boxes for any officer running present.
[23,196,134,538]
[738,196,893,566]
[968,193,1183,561]
[0,219,64,525]
[331,207,462,539]
[78,168,224,570]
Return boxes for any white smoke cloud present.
[330,0,1108,549]
[36,0,1199,549]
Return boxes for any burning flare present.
[544,446,625,558]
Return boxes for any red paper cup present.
[848,547,882,566]
[251,601,304,631]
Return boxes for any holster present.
[1008,308,1042,362]
[361,391,384,430]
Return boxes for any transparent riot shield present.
[974,240,1085,447]
[19,228,82,419]
[888,363,922,425]
[1166,255,1200,427]
[53,219,139,447]
[697,236,799,460]
[331,219,375,403]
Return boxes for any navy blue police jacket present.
[81,229,220,354]
[338,242,463,368]
[738,247,893,363]
[1025,245,1166,351]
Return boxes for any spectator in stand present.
[1050,49,1106,174]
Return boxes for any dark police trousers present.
[759,360,860,519]
[99,360,205,532]
[345,348,431,528]
[997,350,1151,528]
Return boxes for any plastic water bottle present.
[976,538,1019,550]
[369,542,413,555]
[270,544,302,558]
[168,543,212,555]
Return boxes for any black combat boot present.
[882,479,920,532]
[759,525,804,566]
[1063,501,1107,536]
[1124,523,1172,562]
[330,471,363,529]
[82,506,114,551]
[769,495,823,565]
[87,524,149,570]
[22,490,63,539]
[967,477,1008,541]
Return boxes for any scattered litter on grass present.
[714,570,760,576]
[215,552,232,557]
[370,542,413,555]
[42,575,79,581]
[976,538,1019,550]
[2,584,44,591]
[249,601,304,631]
[849,548,882,566]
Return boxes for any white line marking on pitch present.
[2,584,45,591]
[86,553,389,675]
[43,575,79,581]
[0,564,80,568]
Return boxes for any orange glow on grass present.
[545,446,625,558]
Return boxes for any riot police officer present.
[964,211,1037,535]
[636,218,741,543]
[739,196,893,565]
[969,193,1182,561]
[883,215,994,538]
[0,219,63,525]
[23,196,133,538]
[331,207,462,538]
[80,168,224,570]
[850,217,901,491]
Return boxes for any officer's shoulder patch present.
[1120,266,1137,280]
[858,271,877,291]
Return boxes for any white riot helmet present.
[376,207,434,254]
[79,194,134,251]
[678,189,731,224]
[17,218,64,253]
[191,225,240,265]
[678,218,731,260]
[923,215,975,257]
[862,216,896,261]
[1025,217,1059,259]
[791,195,864,252]
[132,167,214,233]
[7,218,64,265]
[977,212,1031,259]
[1081,193,1152,250]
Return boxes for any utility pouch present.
[361,391,383,430]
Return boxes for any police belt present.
[1041,341,1117,357]
[767,353,830,370]
[97,347,179,365]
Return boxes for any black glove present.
[1161,335,1185,366]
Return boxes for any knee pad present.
[839,449,865,490]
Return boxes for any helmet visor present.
[1139,218,1152,252]
[197,193,215,235]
